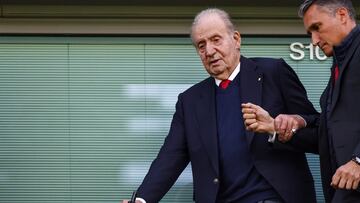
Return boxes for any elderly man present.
[123,8,318,203]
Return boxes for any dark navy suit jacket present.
[293,29,360,203]
[137,56,318,203]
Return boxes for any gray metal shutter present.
[0,36,329,202]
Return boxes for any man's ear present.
[336,7,350,24]
[234,31,241,50]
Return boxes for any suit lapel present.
[239,56,263,145]
[330,33,360,115]
[195,78,219,175]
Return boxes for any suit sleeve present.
[277,59,319,126]
[137,93,190,203]
[271,59,320,153]
[272,127,319,154]
[354,144,360,159]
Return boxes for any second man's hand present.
[331,160,360,190]
[241,102,306,142]
[274,114,306,142]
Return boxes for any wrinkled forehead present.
[192,14,228,39]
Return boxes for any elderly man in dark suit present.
[243,1,360,202]
[123,8,318,203]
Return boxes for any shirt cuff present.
[136,197,146,203]
[268,131,277,143]
[351,155,360,165]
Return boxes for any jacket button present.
[213,178,219,184]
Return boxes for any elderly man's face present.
[192,14,241,80]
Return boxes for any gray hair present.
[298,0,356,21]
[190,8,235,44]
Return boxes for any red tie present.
[334,65,339,81]
[220,79,231,89]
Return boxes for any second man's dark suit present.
[291,27,360,202]
[137,56,318,203]
[319,27,360,202]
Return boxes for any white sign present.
[290,42,327,61]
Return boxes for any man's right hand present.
[274,114,306,142]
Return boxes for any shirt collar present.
[215,62,241,86]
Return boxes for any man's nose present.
[205,44,216,56]
[311,33,320,46]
